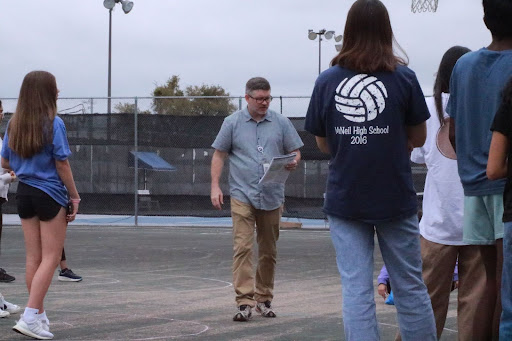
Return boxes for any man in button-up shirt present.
[211,77,303,322]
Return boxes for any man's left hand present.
[285,160,298,171]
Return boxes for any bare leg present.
[25,208,67,312]
[60,250,68,271]
[22,217,43,295]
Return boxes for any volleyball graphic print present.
[335,74,388,122]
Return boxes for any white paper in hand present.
[258,153,297,185]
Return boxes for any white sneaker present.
[0,294,21,314]
[255,300,276,317]
[0,308,9,318]
[13,315,54,340]
[39,314,50,332]
[233,305,252,322]
[3,301,21,314]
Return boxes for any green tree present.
[114,102,151,115]
[152,75,236,116]
[186,84,236,116]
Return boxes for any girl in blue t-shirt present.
[304,1,436,340]
[1,71,80,340]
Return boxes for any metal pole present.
[303,161,307,198]
[318,35,322,75]
[192,148,196,185]
[134,97,139,226]
[280,96,283,115]
[90,145,93,192]
[107,9,112,114]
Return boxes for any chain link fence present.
[0,96,427,222]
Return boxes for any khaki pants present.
[396,237,497,341]
[231,198,281,307]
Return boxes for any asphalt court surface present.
[0,225,459,340]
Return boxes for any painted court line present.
[3,214,328,229]
[45,310,209,340]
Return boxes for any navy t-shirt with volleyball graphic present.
[305,64,430,222]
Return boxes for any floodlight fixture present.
[324,31,335,40]
[104,0,135,114]
[103,0,115,9]
[121,0,134,14]
[307,29,339,75]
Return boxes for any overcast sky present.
[0,0,490,114]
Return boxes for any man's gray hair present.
[245,77,271,95]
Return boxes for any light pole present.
[103,0,134,114]
[308,29,343,75]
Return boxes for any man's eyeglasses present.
[248,95,273,104]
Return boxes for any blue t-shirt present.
[1,116,71,206]
[446,48,512,196]
[305,65,429,222]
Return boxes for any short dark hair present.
[331,0,407,73]
[0,99,2,106]
[483,0,512,39]
[245,77,271,94]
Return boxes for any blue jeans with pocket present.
[328,214,436,341]
[500,222,512,340]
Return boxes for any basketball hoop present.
[411,0,439,13]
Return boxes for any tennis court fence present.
[0,96,427,220]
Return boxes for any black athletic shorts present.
[16,182,64,221]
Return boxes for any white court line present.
[379,322,458,334]
[3,214,329,229]
[49,321,74,327]
[130,270,234,288]
[135,274,233,289]
[43,273,232,296]
[46,309,209,340]
[57,275,121,286]
[443,327,459,333]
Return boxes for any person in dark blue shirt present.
[304,1,435,340]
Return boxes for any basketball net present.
[411,0,438,13]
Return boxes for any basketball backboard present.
[411,0,439,13]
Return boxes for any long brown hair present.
[8,71,58,158]
[433,46,471,125]
[330,0,408,73]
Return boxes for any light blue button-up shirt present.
[212,108,303,210]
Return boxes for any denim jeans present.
[328,214,436,341]
[500,222,512,340]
